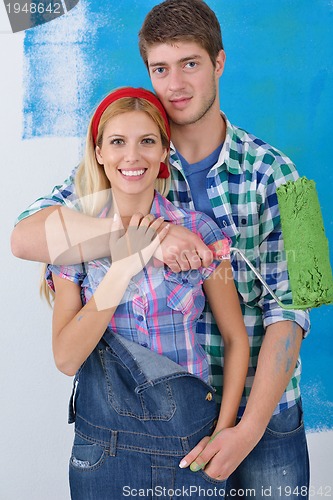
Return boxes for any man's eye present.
[154,67,165,74]
[186,61,197,68]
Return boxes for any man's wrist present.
[236,414,268,447]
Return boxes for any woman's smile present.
[118,168,147,179]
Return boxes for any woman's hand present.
[110,213,169,278]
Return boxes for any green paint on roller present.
[277,177,333,308]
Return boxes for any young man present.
[12,0,310,496]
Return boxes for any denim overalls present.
[68,330,227,499]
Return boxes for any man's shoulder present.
[224,115,297,182]
[226,117,292,163]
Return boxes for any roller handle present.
[210,245,311,311]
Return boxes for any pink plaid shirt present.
[47,192,229,381]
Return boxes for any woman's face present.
[95,110,167,200]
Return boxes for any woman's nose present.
[124,144,140,163]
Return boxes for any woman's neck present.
[110,189,155,228]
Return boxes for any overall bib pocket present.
[99,346,176,421]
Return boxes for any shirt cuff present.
[263,304,311,338]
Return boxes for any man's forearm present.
[11,206,215,269]
[11,206,112,264]
[238,321,303,445]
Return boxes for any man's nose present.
[168,68,186,92]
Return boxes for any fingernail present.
[113,213,119,221]
[190,462,203,472]
[179,459,187,468]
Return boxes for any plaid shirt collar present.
[168,112,242,247]
[151,191,191,223]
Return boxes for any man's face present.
[147,41,225,127]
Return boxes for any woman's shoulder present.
[153,192,220,230]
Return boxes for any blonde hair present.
[41,94,171,305]
[76,96,171,216]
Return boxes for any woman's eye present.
[142,138,156,144]
[110,138,124,145]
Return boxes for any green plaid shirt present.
[16,112,310,416]
[168,113,310,415]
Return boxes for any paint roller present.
[210,177,333,310]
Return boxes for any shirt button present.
[141,342,148,348]
[205,392,213,401]
[137,315,144,322]
[182,278,188,284]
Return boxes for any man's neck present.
[171,110,226,165]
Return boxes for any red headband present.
[91,87,171,179]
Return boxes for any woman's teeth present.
[121,169,145,177]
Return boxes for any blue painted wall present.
[23,0,333,431]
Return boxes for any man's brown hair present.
[139,0,224,68]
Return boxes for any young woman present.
[45,87,249,499]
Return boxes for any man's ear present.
[215,49,226,77]
[95,146,104,165]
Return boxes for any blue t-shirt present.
[176,143,224,220]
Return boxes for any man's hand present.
[179,425,256,481]
[179,322,303,480]
[153,223,213,272]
